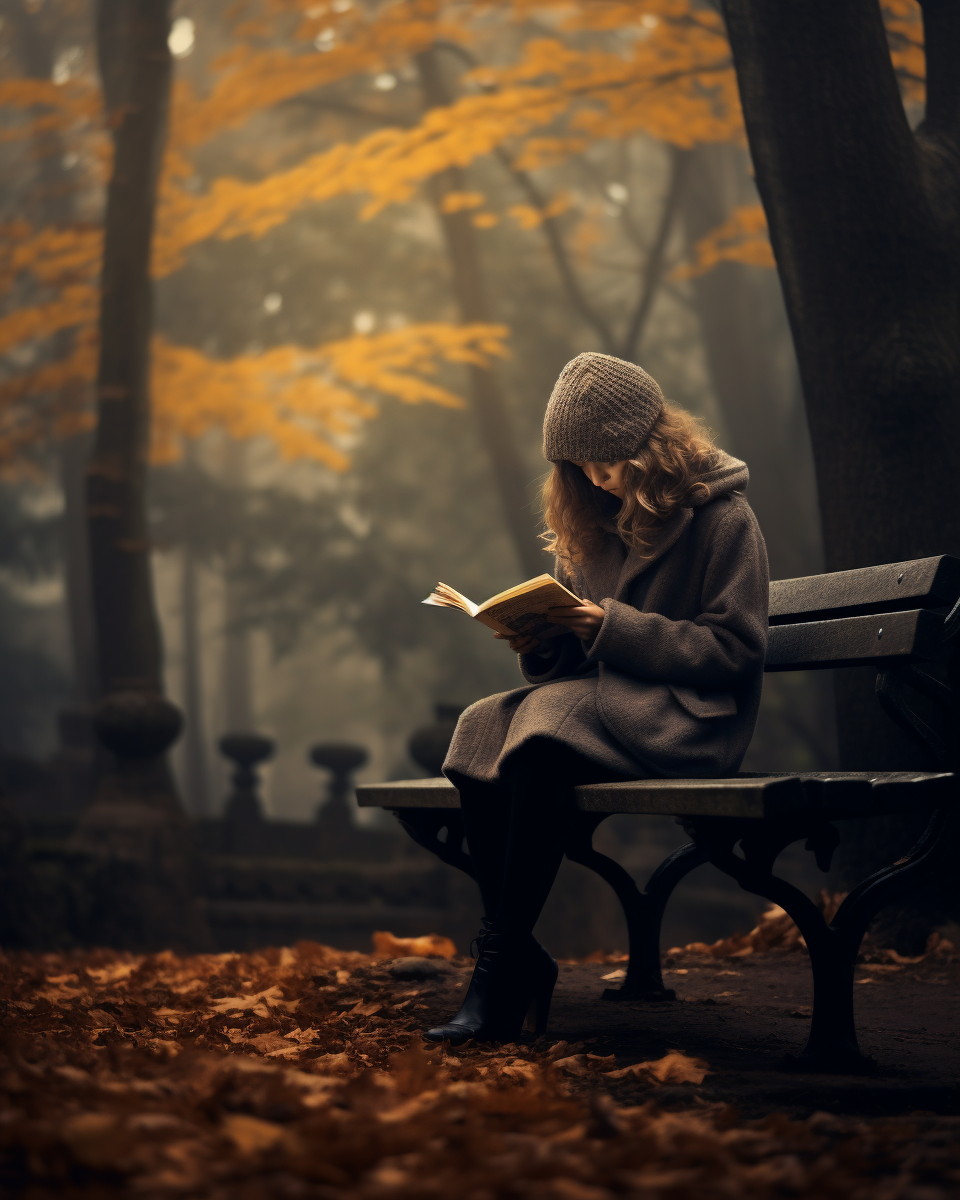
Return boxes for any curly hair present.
[540,402,723,564]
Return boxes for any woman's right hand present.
[493,631,540,654]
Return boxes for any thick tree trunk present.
[87,0,173,697]
[720,0,960,939]
[416,47,544,579]
[74,1,211,950]
[720,0,960,774]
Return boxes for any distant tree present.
[87,0,174,698]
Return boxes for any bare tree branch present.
[494,147,618,353]
[621,146,690,361]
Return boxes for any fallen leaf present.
[247,1030,300,1057]
[498,1058,540,1082]
[350,999,383,1017]
[605,1051,710,1086]
[207,985,298,1017]
[549,1180,611,1200]
[371,932,458,960]
[222,1113,285,1154]
[600,969,626,982]
[284,1026,319,1044]
[87,962,140,985]
[61,1112,133,1170]
[553,1054,616,1077]
[311,1051,354,1072]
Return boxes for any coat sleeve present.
[584,501,768,688]
[518,555,587,683]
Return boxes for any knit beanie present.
[542,352,664,462]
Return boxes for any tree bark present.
[720,0,960,774]
[87,0,173,697]
[416,47,544,580]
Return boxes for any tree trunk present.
[720,0,960,938]
[220,437,255,735]
[87,0,173,698]
[415,47,544,580]
[73,0,211,950]
[720,0,960,773]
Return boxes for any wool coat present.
[443,455,769,784]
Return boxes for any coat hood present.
[688,451,749,507]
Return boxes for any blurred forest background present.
[0,0,869,827]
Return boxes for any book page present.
[421,582,479,617]
[479,576,582,640]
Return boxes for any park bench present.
[357,555,960,1072]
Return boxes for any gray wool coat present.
[443,455,769,784]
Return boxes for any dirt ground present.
[1,927,959,1198]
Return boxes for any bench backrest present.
[765,555,960,672]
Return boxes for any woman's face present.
[573,460,630,498]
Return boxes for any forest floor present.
[1,916,959,1198]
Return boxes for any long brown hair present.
[541,402,722,564]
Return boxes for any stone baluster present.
[219,733,274,853]
[309,743,368,858]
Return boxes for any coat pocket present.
[668,685,737,719]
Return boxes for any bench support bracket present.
[688,807,950,1074]
[566,814,707,1002]
[391,808,475,879]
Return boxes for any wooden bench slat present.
[769,555,960,624]
[356,778,461,809]
[795,771,957,818]
[357,771,956,821]
[765,608,943,671]
[573,776,806,819]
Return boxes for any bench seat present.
[358,555,959,1072]
[358,769,954,821]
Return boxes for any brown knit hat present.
[542,352,664,462]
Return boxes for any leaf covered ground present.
[2,933,960,1198]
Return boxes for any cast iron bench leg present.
[391,808,475,879]
[694,808,951,1074]
[566,813,708,1001]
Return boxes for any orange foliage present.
[0,77,100,144]
[151,323,507,468]
[672,203,775,280]
[0,315,506,471]
[0,0,927,469]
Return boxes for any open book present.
[423,573,582,641]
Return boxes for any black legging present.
[451,739,627,937]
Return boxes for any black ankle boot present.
[423,922,558,1045]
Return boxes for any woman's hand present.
[547,601,605,644]
[493,631,540,654]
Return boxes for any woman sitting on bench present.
[426,352,769,1045]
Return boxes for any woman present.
[426,351,768,1044]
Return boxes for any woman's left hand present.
[548,601,605,644]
